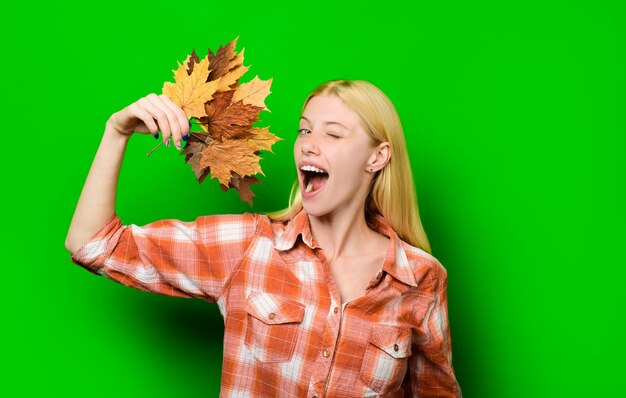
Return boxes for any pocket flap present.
[245,291,305,325]
[369,324,413,359]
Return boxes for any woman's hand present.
[106,93,190,150]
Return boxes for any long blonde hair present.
[268,80,432,254]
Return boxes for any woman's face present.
[294,94,380,218]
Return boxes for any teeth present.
[300,165,327,174]
[305,182,313,192]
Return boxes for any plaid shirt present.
[70,209,461,397]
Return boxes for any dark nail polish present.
[153,132,159,139]
[183,134,189,141]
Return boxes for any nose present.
[300,138,320,156]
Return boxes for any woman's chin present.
[301,201,331,218]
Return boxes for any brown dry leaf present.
[181,134,211,183]
[217,173,259,207]
[198,90,263,139]
[216,50,249,92]
[202,90,232,121]
[232,75,272,111]
[162,57,219,119]
[206,37,250,93]
[228,173,260,206]
[184,50,201,75]
[244,127,282,152]
[225,48,245,72]
[218,64,249,92]
[207,37,239,81]
[199,138,263,186]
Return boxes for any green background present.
[2,0,623,396]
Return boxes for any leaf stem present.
[146,132,208,157]
[190,132,210,141]
[146,141,162,157]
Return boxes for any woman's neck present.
[308,203,381,263]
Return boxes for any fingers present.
[114,93,189,149]
[141,94,175,148]
[132,94,187,149]
[126,102,159,136]
[159,94,190,144]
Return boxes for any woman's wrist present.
[103,121,132,144]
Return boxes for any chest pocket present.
[244,291,305,363]
[359,324,413,395]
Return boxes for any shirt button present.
[323,349,330,358]
[268,312,276,320]
[333,307,339,314]
[393,343,399,352]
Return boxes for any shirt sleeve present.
[404,261,462,398]
[69,212,259,302]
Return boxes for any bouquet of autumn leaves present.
[160,37,280,205]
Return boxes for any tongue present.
[309,174,328,191]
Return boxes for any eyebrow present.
[300,116,349,130]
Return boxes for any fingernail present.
[175,142,181,150]
[166,138,170,147]
[183,134,189,141]
[153,132,159,139]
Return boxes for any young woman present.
[66,80,462,397]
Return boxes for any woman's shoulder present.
[186,212,303,243]
[396,238,449,283]
[186,212,261,231]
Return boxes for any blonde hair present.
[268,80,432,254]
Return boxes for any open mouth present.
[300,164,329,196]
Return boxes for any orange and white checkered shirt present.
[70,209,461,397]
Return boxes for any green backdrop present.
[2,0,623,396]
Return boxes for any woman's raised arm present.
[65,94,189,253]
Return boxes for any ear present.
[366,142,391,173]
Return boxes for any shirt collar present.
[273,210,418,287]
[273,209,317,251]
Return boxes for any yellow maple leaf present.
[162,57,219,119]
[244,127,282,152]
[199,138,263,186]
[232,75,272,111]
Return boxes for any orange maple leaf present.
[199,138,263,186]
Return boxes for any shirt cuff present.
[69,213,124,274]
